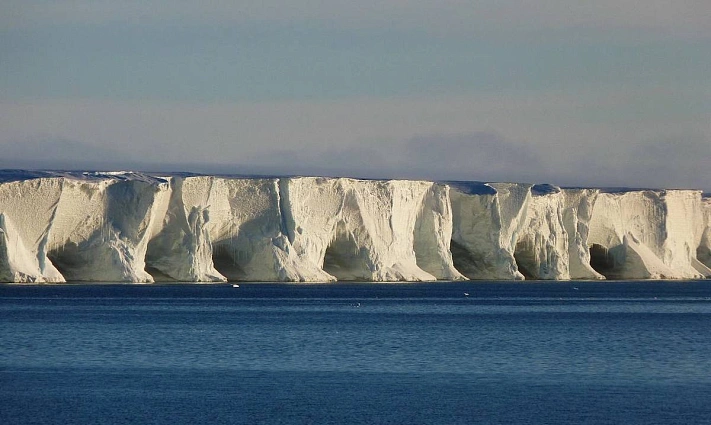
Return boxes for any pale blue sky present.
[1,1,709,190]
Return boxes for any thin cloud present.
[3,1,710,37]
[227,132,558,184]
[0,139,137,171]
[2,132,708,192]
[569,134,711,190]
[401,133,544,182]
[1,92,708,191]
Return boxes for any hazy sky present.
[1,1,709,190]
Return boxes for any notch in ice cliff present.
[0,170,709,283]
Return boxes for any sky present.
[1,1,710,190]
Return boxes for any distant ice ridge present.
[0,170,709,283]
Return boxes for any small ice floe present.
[232,284,240,288]
[352,302,361,308]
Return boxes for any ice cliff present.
[283,177,463,281]
[1,171,709,283]
[587,190,709,279]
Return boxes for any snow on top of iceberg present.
[0,170,705,195]
[531,184,561,196]
[79,171,169,184]
[562,185,696,194]
[0,169,168,185]
[0,169,72,183]
[443,181,498,195]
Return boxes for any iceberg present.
[449,182,530,280]
[283,177,462,281]
[587,190,707,279]
[693,196,711,276]
[0,170,709,283]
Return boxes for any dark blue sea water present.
[2,281,711,424]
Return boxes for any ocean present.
[2,281,711,424]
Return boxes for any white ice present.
[0,171,708,282]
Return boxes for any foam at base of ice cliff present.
[0,171,709,283]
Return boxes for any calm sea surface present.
[2,281,711,424]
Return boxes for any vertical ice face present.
[283,177,451,281]
[177,176,249,281]
[413,184,465,280]
[449,183,609,281]
[0,171,709,283]
[562,189,605,279]
[515,185,570,280]
[516,186,606,280]
[587,190,705,279]
[0,212,62,283]
[205,177,333,282]
[0,178,65,282]
[662,190,707,277]
[280,177,345,279]
[343,179,436,281]
[449,182,531,279]
[696,197,711,274]
[150,176,333,282]
[144,177,226,282]
[45,176,169,282]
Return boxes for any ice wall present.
[283,177,460,281]
[563,189,604,279]
[449,183,604,280]
[147,176,333,282]
[449,182,530,279]
[514,185,571,280]
[144,177,224,282]
[0,178,64,282]
[587,190,706,279]
[46,175,169,282]
[413,184,465,280]
[515,186,605,280]
[199,176,333,282]
[696,197,711,274]
[0,173,173,283]
[1,171,709,283]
